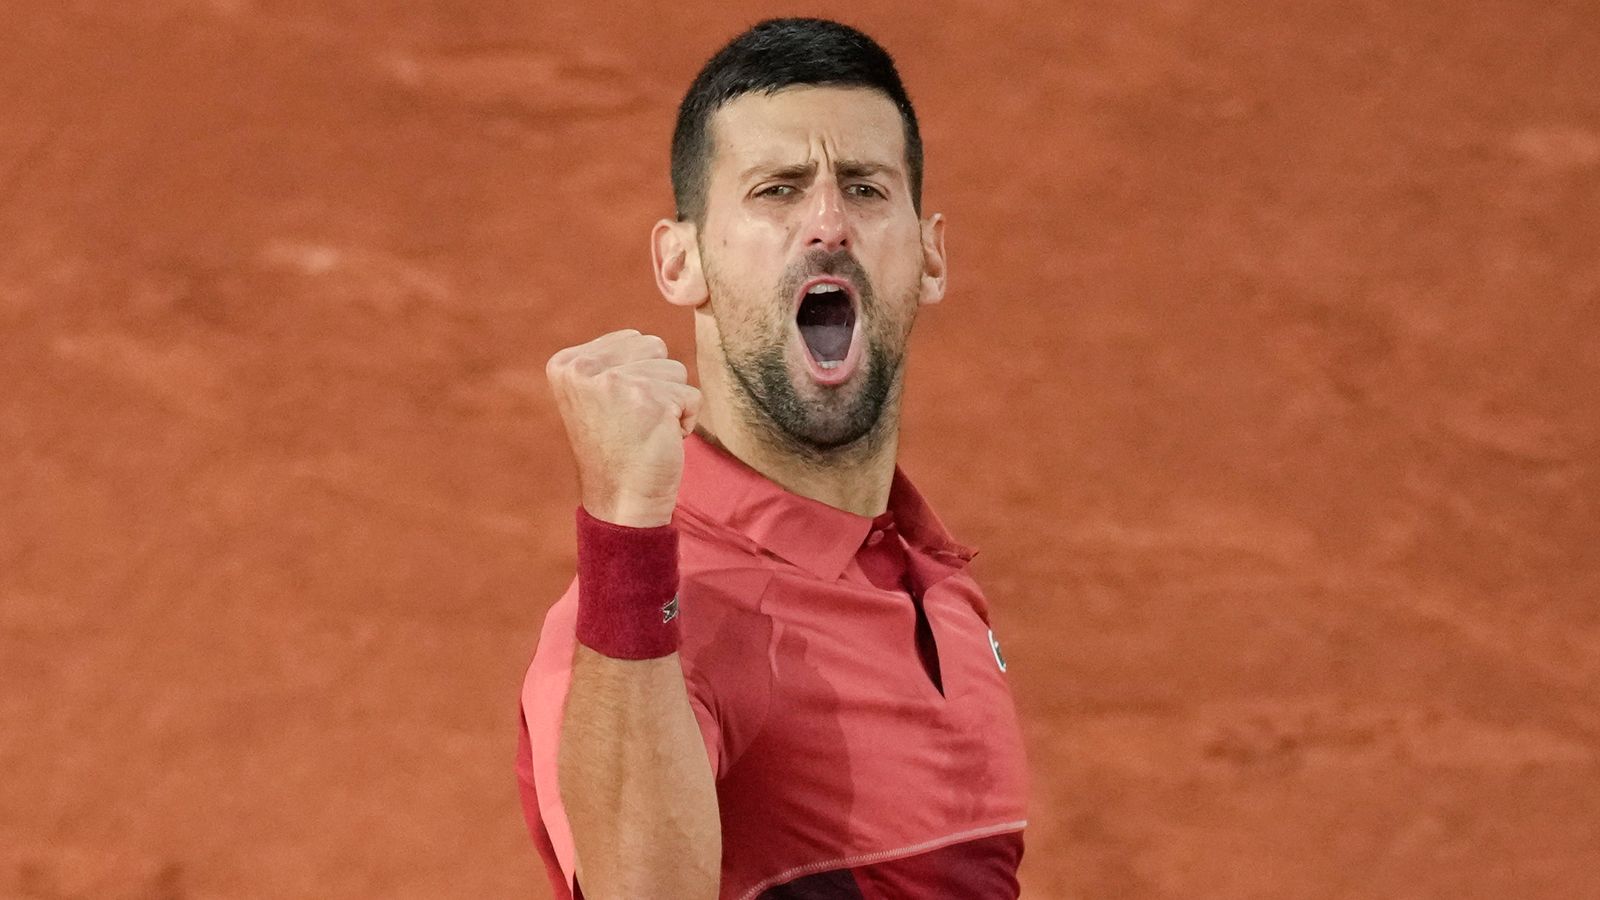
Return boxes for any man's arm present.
[545,330,719,899]
[561,645,719,897]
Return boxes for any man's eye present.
[847,184,886,199]
[758,184,797,198]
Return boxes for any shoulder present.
[673,506,783,617]
[674,505,763,569]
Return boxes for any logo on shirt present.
[661,594,680,624]
[988,629,1007,672]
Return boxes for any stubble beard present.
[708,249,910,460]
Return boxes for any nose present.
[801,181,851,252]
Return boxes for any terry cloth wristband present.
[574,505,682,660]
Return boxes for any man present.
[517,18,1029,899]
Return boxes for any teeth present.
[806,283,843,295]
[818,360,839,370]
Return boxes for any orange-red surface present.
[3,2,1598,898]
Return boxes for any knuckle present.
[546,363,574,389]
[545,348,570,375]
[628,334,667,360]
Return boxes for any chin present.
[743,341,898,455]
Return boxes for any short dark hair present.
[670,18,924,224]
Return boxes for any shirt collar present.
[678,431,977,583]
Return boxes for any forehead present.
[707,85,907,173]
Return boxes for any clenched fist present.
[546,329,702,528]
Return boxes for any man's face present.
[694,85,941,452]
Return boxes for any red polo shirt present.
[516,433,1029,899]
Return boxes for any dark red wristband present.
[573,505,682,660]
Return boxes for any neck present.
[693,345,901,519]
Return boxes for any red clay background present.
[3,2,1597,898]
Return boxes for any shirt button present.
[866,530,885,546]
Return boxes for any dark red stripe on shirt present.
[757,830,1024,900]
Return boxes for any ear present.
[652,218,709,308]
[917,212,948,306]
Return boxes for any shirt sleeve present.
[519,579,583,895]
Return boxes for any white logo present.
[988,628,1007,672]
[661,594,679,624]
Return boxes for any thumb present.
[678,388,702,438]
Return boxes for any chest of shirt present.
[714,568,1028,870]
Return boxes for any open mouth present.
[796,279,857,368]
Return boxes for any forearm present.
[559,647,720,898]
[555,506,720,899]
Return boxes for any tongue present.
[798,294,854,362]
[800,322,852,362]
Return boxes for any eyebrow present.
[740,159,899,183]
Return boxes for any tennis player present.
[517,18,1029,899]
